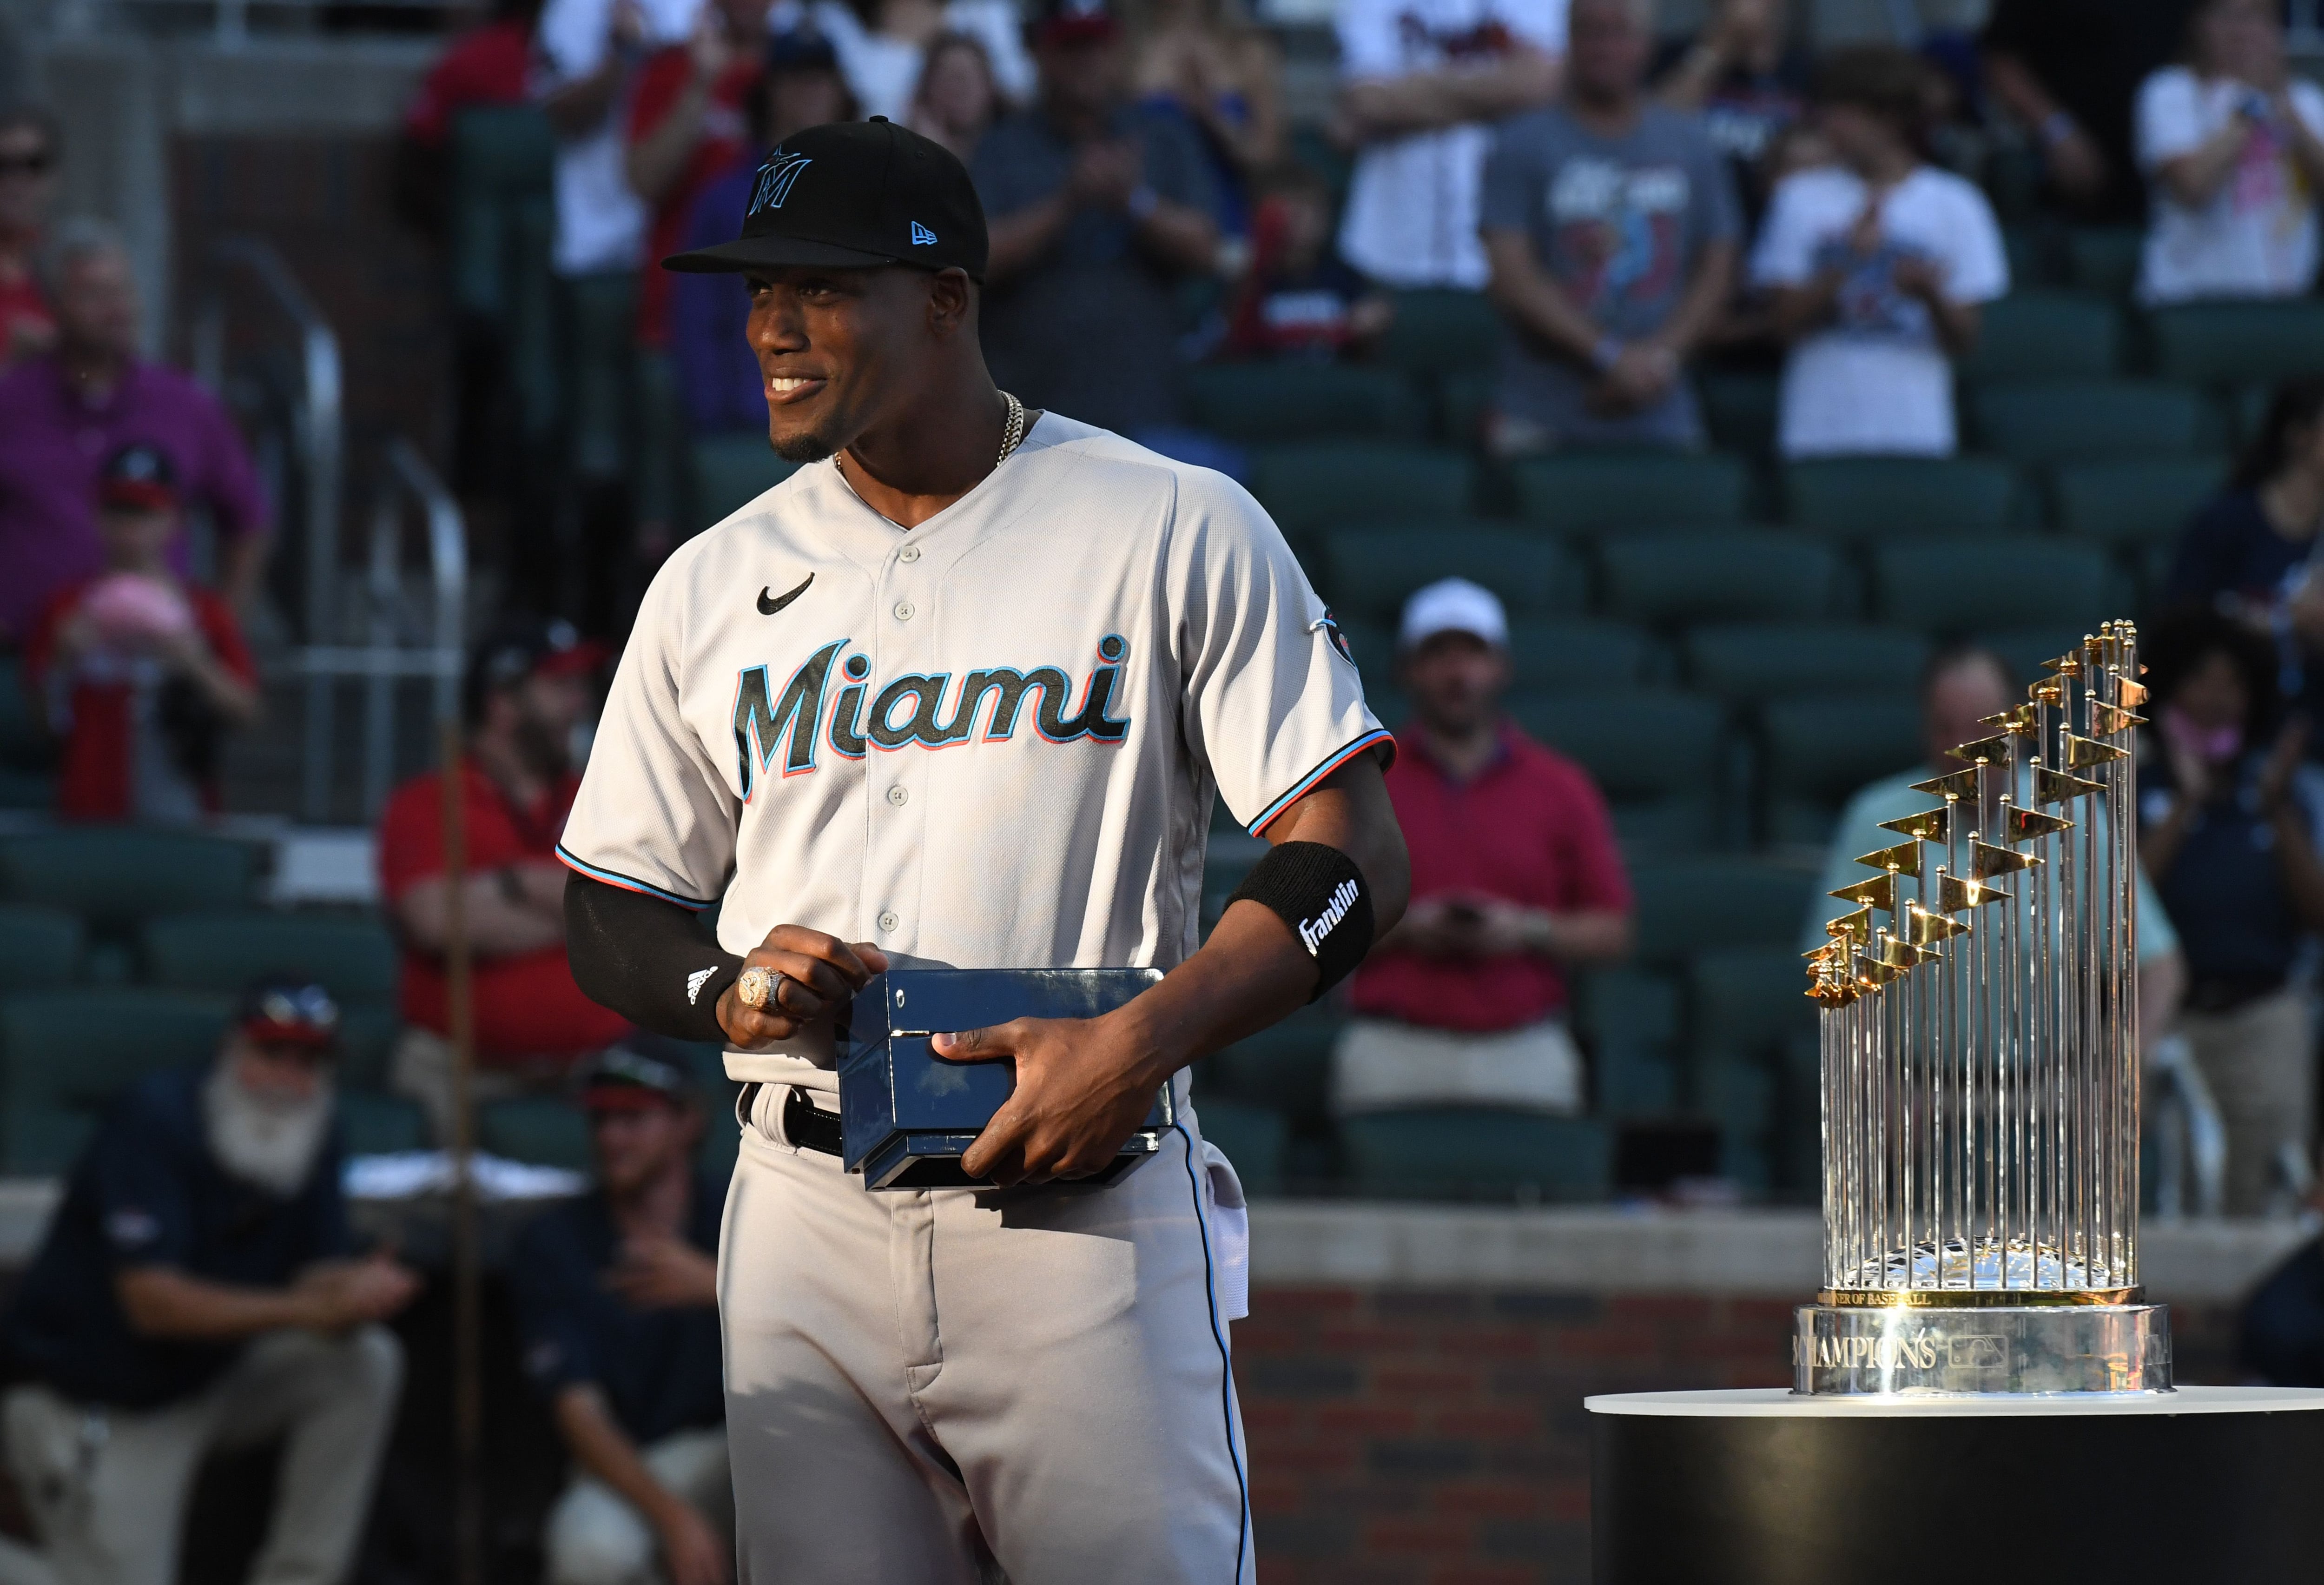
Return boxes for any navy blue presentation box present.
[837,968,1171,1189]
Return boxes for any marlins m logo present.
[749,150,814,215]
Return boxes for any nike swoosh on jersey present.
[757,575,813,616]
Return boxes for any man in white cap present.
[1333,577,1635,1114]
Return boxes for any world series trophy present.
[1796,620,2166,1394]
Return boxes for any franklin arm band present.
[1226,841,1374,1002]
[565,871,744,1044]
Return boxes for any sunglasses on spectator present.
[0,151,53,178]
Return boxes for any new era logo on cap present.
[911,221,938,246]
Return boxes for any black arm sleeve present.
[564,871,744,1044]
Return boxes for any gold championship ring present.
[736,966,776,1010]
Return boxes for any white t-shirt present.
[534,0,709,276]
[1749,164,2008,460]
[797,0,1034,124]
[2135,66,2324,305]
[556,414,1389,1088]
[1334,0,1568,290]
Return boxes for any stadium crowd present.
[9,0,2324,1574]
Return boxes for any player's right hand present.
[716,926,888,1049]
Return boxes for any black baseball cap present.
[99,443,178,512]
[576,1045,695,1112]
[462,614,609,721]
[662,117,989,282]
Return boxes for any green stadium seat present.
[1759,695,1923,846]
[1320,527,1583,621]
[479,1096,593,1172]
[1436,369,1492,449]
[1979,624,2101,687]
[1572,966,1681,1118]
[2049,456,2225,548]
[0,657,50,776]
[1192,1096,1287,1198]
[2147,299,2324,386]
[1683,623,1928,703]
[1204,1008,1341,1132]
[1969,379,2207,465]
[1697,370,1780,459]
[1689,946,1816,1062]
[141,912,396,1001]
[0,989,232,1174]
[1511,450,1752,533]
[447,106,555,325]
[564,272,637,483]
[1376,289,1502,380]
[1506,691,1729,849]
[0,906,82,990]
[338,1090,429,1156]
[1249,444,1476,537]
[1598,531,1842,626]
[1628,858,1818,965]
[693,435,802,528]
[1506,619,1662,690]
[2066,228,2143,299]
[1955,291,2122,383]
[1869,540,2114,635]
[1784,456,2021,536]
[1184,363,1424,443]
[0,830,258,934]
[1339,1108,1611,1201]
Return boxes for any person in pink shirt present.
[1337,577,1635,1115]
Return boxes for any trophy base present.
[1794,1298,2172,1394]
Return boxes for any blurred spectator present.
[1336,579,1633,1117]
[0,105,59,369]
[395,0,543,233]
[1653,0,1807,220]
[511,1048,729,1585]
[23,444,260,826]
[2167,380,2324,670]
[2134,0,2324,306]
[798,0,1033,125]
[908,30,1001,165]
[2,978,418,1585]
[1223,162,1392,358]
[1981,0,2198,222]
[2141,609,2324,1215]
[1751,46,2006,459]
[1477,0,1740,455]
[0,219,269,647]
[1331,0,1563,290]
[1803,643,2186,1043]
[1131,0,1284,242]
[627,0,776,350]
[378,617,629,1144]
[669,33,857,434]
[535,0,660,279]
[975,0,1220,436]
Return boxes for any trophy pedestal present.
[1794,1299,2172,1393]
[1588,1386,2324,1585]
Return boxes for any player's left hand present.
[931,1014,1169,1187]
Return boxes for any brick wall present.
[1234,1286,2245,1584]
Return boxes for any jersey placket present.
[861,533,939,959]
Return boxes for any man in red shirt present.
[1339,578,1635,1114]
[23,444,260,824]
[378,617,630,1143]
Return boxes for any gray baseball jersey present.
[557,411,1390,1089]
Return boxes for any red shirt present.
[403,19,535,146]
[377,760,632,1064]
[627,47,760,346]
[23,578,256,823]
[1350,722,1632,1033]
[0,268,52,368]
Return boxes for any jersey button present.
[893,600,916,622]
[886,785,909,807]
[898,545,922,564]
[877,910,900,933]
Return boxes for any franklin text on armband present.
[1297,879,1362,958]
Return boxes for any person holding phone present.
[1332,578,1635,1118]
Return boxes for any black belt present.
[738,1081,844,1156]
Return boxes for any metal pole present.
[440,717,483,1585]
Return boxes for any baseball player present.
[557,117,1409,1585]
